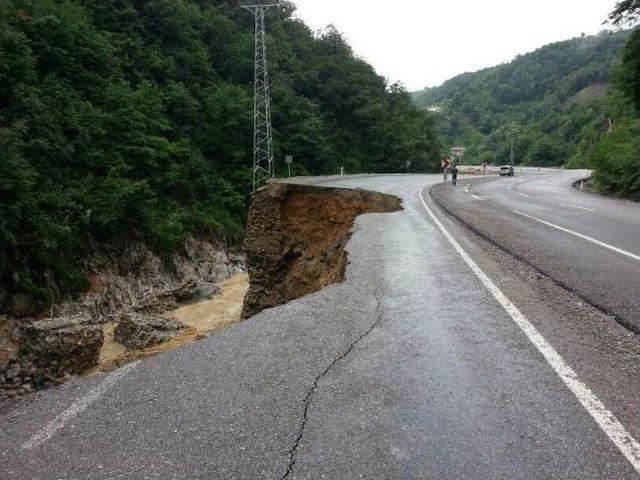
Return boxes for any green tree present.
[616,28,640,111]
[0,0,441,313]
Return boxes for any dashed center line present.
[464,184,486,201]
[559,203,594,212]
[513,210,640,262]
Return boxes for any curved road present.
[436,169,640,332]
[1,174,639,479]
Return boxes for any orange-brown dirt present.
[242,183,402,318]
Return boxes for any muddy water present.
[94,274,249,373]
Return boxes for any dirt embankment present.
[242,183,402,318]
[1,182,401,396]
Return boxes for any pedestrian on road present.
[451,164,459,186]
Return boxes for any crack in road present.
[280,298,384,479]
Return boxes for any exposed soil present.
[242,183,402,318]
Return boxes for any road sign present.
[442,158,451,169]
[451,146,466,157]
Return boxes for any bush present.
[592,119,640,200]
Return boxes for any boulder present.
[115,313,185,350]
[18,314,103,378]
[193,282,221,301]
[172,279,200,302]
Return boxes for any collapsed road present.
[1,173,640,479]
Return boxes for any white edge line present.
[21,362,139,451]
[420,189,640,475]
[513,210,640,262]
[559,203,595,212]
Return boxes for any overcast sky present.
[292,0,620,91]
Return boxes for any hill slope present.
[413,31,631,166]
[0,0,441,314]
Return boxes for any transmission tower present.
[242,1,279,191]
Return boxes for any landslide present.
[242,183,402,318]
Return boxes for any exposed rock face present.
[53,238,245,321]
[115,313,185,350]
[242,183,402,318]
[0,238,244,396]
[1,314,103,395]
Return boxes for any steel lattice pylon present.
[242,2,279,191]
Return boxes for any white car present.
[499,165,514,177]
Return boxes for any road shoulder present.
[424,185,640,449]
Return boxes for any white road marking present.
[419,189,640,475]
[517,193,529,198]
[463,184,486,201]
[21,362,139,451]
[513,210,640,262]
[559,203,594,212]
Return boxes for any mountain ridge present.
[412,30,631,166]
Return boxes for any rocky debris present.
[242,183,402,318]
[1,238,245,397]
[1,238,244,322]
[1,314,103,395]
[19,315,103,374]
[50,238,244,321]
[115,313,186,350]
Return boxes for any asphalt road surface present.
[1,174,639,479]
[435,169,640,333]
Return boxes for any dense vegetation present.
[583,0,640,200]
[0,0,441,312]
[413,31,631,169]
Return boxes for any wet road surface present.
[1,174,639,479]
[435,169,640,333]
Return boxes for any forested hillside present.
[578,1,640,200]
[0,0,441,311]
[413,31,630,168]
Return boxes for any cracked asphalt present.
[1,174,639,479]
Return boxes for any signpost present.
[451,146,465,170]
[285,155,293,178]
